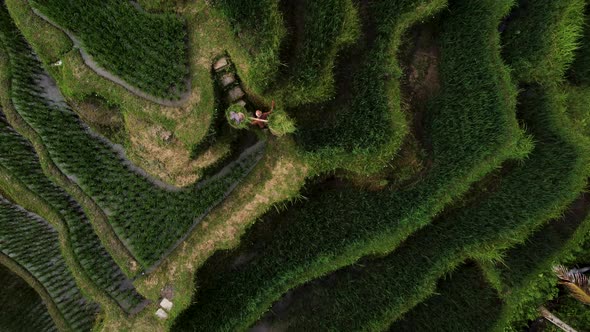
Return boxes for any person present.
[251,100,274,129]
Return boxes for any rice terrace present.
[2,0,590,331]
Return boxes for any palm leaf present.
[553,265,590,305]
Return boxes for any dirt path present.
[30,7,192,107]
[142,140,267,274]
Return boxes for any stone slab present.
[227,86,245,102]
[221,73,236,87]
[160,298,173,311]
[155,308,168,319]
[213,57,229,71]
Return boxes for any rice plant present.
[0,198,99,332]
[29,0,189,99]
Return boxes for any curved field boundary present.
[387,264,502,332]
[0,199,100,332]
[0,30,141,277]
[291,0,434,174]
[0,77,147,314]
[212,0,286,95]
[0,165,147,315]
[502,0,586,85]
[0,264,58,332]
[171,0,532,330]
[143,140,266,274]
[269,0,360,107]
[255,86,590,331]
[0,255,66,332]
[247,0,590,329]
[490,190,590,330]
[0,10,266,268]
[29,7,191,107]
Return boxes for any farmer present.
[251,101,275,129]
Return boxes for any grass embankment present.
[6,0,237,187]
[569,5,590,85]
[211,0,285,95]
[0,14,146,314]
[268,0,360,107]
[0,264,58,332]
[486,192,590,331]
[171,0,531,330]
[0,4,261,269]
[249,1,590,329]
[0,198,99,332]
[484,1,590,328]
[502,0,585,85]
[0,106,146,313]
[29,0,188,99]
[388,264,502,332]
[290,0,446,174]
[250,85,590,331]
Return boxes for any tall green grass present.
[0,110,146,311]
[502,0,586,85]
[29,0,188,99]
[269,0,360,107]
[0,5,260,268]
[388,264,502,332]
[171,1,531,330]
[0,264,58,332]
[0,198,99,331]
[212,0,285,94]
[237,84,590,331]
[566,85,590,135]
[248,0,590,327]
[488,192,590,331]
[570,6,590,85]
[292,0,447,173]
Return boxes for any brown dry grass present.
[124,114,231,187]
[127,138,308,331]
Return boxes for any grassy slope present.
[0,10,261,268]
[266,1,590,330]
[0,263,58,332]
[171,0,532,330]
[247,85,590,331]
[29,0,188,99]
[0,23,146,315]
[268,0,360,107]
[502,0,585,85]
[211,0,285,95]
[569,5,590,85]
[292,0,446,174]
[484,0,590,329]
[5,0,237,187]
[388,264,502,332]
[488,0,590,330]
[487,193,590,331]
[0,198,99,332]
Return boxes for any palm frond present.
[553,265,590,305]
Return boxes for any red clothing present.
[253,111,271,128]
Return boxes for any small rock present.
[155,308,168,319]
[234,99,247,107]
[227,86,245,102]
[213,57,229,71]
[220,73,236,87]
[160,298,173,311]
[160,130,172,141]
